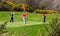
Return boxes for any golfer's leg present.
[44,17,45,23]
[24,17,26,24]
[11,18,12,22]
[23,17,25,24]
[44,17,46,23]
[24,18,26,24]
[12,18,14,22]
[45,17,46,23]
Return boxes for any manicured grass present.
[6,24,49,36]
[0,11,60,22]
[0,11,60,36]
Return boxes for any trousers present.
[10,17,14,23]
[23,17,26,24]
[43,16,46,23]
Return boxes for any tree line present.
[0,0,60,13]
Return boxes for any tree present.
[26,0,42,9]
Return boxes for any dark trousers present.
[43,16,46,23]
[10,17,14,22]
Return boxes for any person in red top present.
[22,12,26,24]
[42,13,46,23]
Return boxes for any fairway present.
[0,11,60,36]
[0,11,60,27]
[6,24,49,36]
[0,11,59,27]
[0,11,59,22]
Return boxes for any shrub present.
[34,10,47,13]
[14,7,23,11]
[6,1,13,6]
[44,17,60,36]
[0,21,8,36]
[0,5,3,11]
[20,3,33,12]
[0,4,11,11]
[34,10,57,13]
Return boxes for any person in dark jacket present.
[10,12,14,23]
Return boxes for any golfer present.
[42,13,46,23]
[10,12,14,23]
[22,12,26,24]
